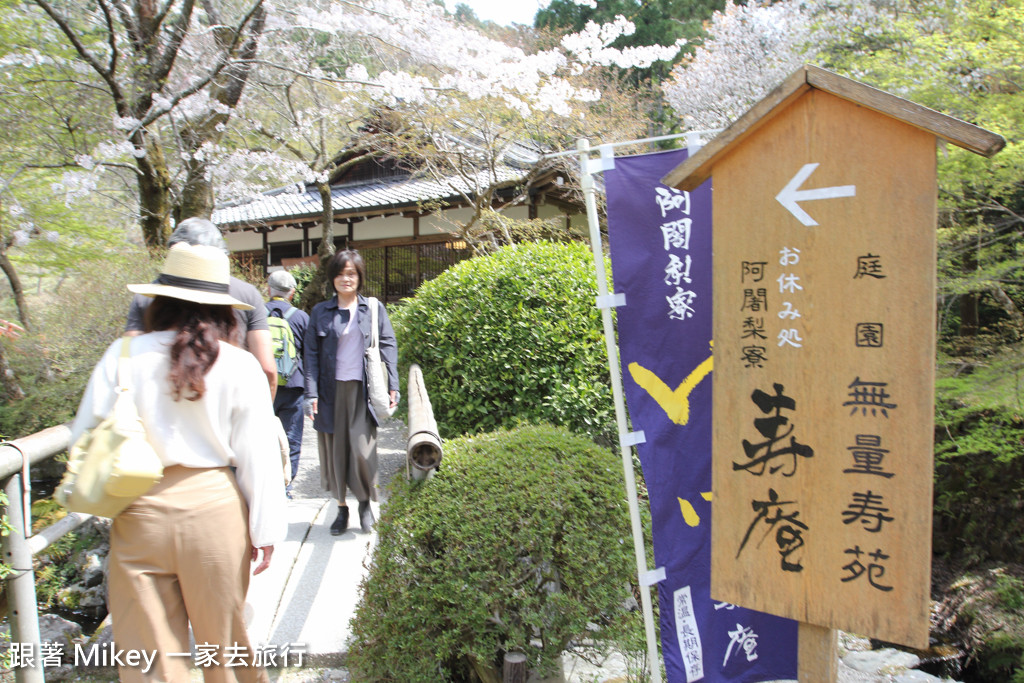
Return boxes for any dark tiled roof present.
[213,166,526,230]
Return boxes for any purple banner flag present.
[605,149,799,682]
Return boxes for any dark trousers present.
[316,380,378,503]
[274,386,305,482]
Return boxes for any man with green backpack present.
[267,270,310,498]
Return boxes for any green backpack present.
[267,305,299,385]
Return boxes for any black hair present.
[326,249,366,293]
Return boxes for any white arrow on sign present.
[775,162,856,227]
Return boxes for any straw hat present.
[128,243,253,310]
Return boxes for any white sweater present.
[70,331,287,547]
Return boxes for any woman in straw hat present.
[70,243,287,683]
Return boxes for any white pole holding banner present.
[577,137,663,683]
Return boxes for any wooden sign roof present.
[663,64,1006,191]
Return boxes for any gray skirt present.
[316,380,378,503]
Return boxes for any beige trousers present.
[107,466,268,683]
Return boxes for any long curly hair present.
[144,296,239,401]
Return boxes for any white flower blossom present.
[56,171,100,206]
[346,63,369,81]
[152,94,173,112]
[112,115,141,131]
[663,0,886,130]
[94,141,136,160]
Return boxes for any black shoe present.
[330,506,349,536]
[358,501,374,533]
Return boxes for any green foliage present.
[535,0,723,81]
[945,567,1024,681]
[994,573,1024,612]
[0,489,11,581]
[347,424,641,683]
[827,0,1024,353]
[389,241,615,444]
[0,0,126,276]
[933,375,1024,564]
[0,247,158,438]
[289,263,320,311]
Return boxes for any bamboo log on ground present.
[406,363,442,481]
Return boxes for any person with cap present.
[125,217,278,397]
[71,243,287,683]
[266,269,309,497]
[304,249,398,535]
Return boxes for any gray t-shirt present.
[125,276,268,348]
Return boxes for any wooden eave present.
[662,64,1007,191]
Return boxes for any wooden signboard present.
[663,65,1005,653]
[710,88,935,647]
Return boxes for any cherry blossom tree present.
[29,0,267,247]
[201,0,685,255]
[13,0,685,260]
[661,0,886,131]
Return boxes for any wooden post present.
[799,623,838,682]
[502,651,527,683]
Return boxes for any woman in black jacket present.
[304,250,398,534]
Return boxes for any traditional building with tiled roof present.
[213,139,584,302]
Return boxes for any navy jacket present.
[304,294,398,432]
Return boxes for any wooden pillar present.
[799,623,838,682]
[383,244,390,302]
[413,215,421,287]
[261,229,269,275]
[502,652,527,683]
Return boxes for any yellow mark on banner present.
[678,492,712,527]
[628,354,713,425]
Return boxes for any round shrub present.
[389,241,614,443]
[347,424,639,683]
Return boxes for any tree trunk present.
[177,4,267,222]
[0,247,32,334]
[297,179,337,310]
[958,293,979,338]
[989,284,1024,335]
[317,179,336,260]
[178,158,216,220]
[135,130,174,248]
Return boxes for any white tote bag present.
[365,297,395,417]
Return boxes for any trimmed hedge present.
[389,241,615,444]
[346,424,639,683]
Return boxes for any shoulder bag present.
[56,337,164,517]
[365,297,396,417]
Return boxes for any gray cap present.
[168,217,228,253]
[268,270,297,293]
